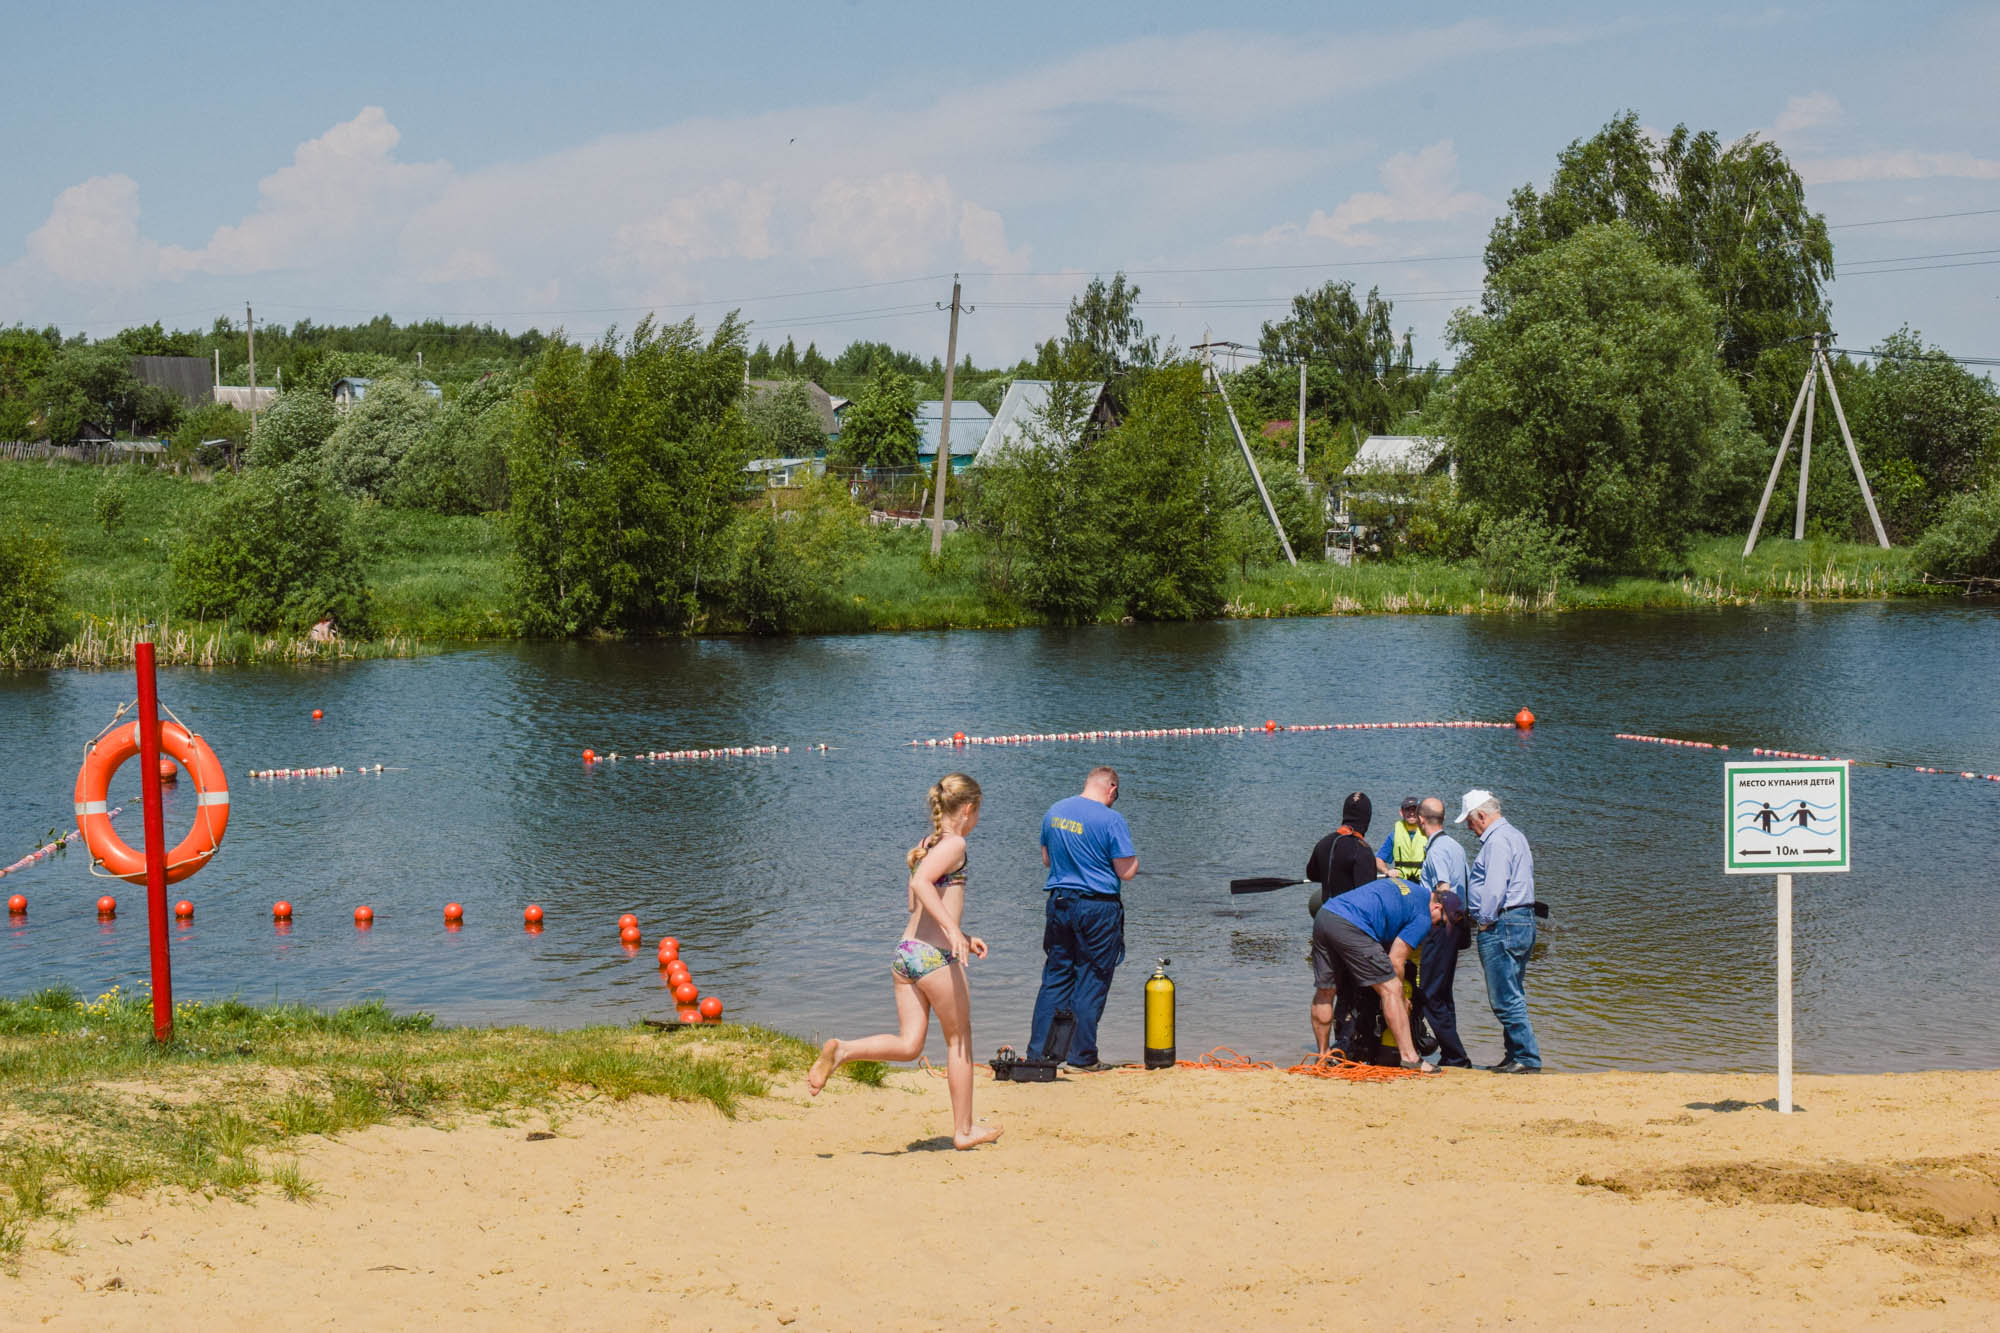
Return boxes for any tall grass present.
[0,987,865,1264]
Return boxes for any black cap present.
[1436,890,1467,923]
[1341,791,1372,831]
[1399,795,1421,812]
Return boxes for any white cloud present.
[615,180,778,266]
[1774,92,1842,135]
[24,174,164,286]
[1799,150,2000,185]
[806,172,959,277]
[957,203,1030,271]
[174,107,450,276]
[1291,141,1486,247]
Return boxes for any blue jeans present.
[1476,909,1541,1068]
[1028,894,1125,1066]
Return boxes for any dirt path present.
[14,1067,2000,1329]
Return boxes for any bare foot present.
[953,1122,1003,1150]
[807,1038,840,1096]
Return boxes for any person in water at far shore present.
[808,774,1001,1149]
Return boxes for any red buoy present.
[660,936,680,954]
[619,923,642,945]
[354,905,374,925]
[656,940,677,963]
[698,995,722,1021]
[173,900,193,919]
[273,900,293,920]
[7,894,25,914]
[524,904,544,925]
[444,902,464,924]
[617,912,638,930]
[1515,708,1536,730]
[312,709,324,720]
[676,1006,701,1023]
[97,895,117,916]
[1264,720,1277,732]
[582,748,596,763]
[158,758,179,783]
[672,981,698,1004]
[952,731,966,744]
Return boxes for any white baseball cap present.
[1454,788,1496,824]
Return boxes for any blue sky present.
[5,1,1997,368]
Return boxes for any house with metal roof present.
[972,380,1115,466]
[1346,434,1449,477]
[746,379,841,438]
[333,377,443,409]
[914,399,993,475]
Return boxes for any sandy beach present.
[10,1061,1999,1330]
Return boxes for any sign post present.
[1724,760,1849,1113]
[134,642,174,1043]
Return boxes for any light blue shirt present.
[1468,816,1534,924]
[1419,832,1469,898]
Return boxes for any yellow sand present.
[14,1066,2000,1330]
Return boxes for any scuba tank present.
[1144,958,1175,1069]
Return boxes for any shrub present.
[722,477,872,631]
[169,468,373,635]
[0,527,66,665]
[322,377,441,500]
[92,474,130,533]
[1473,512,1579,597]
[391,375,515,514]
[245,390,339,470]
[1910,487,2000,582]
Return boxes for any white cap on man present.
[1454,788,1496,825]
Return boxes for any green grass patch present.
[0,987,864,1264]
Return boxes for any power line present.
[1828,206,2000,230]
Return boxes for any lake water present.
[3,603,1997,1073]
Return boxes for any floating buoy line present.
[247,764,393,779]
[1,808,124,882]
[1615,732,1999,784]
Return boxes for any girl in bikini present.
[808,772,1001,1149]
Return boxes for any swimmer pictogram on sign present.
[1724,761,1850,874]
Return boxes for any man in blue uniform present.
[1028,766,1138,1071]
[1309,875,1441,1070]
[1412,797,1473,1067]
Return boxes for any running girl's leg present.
[919,962,1001,1149]
[808,975,930,1095]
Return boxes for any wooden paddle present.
[1230,877,1307,895]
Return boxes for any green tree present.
[0,526,66,665]
[391,372,517,514]
[505,315,750,636]
[1064,273,1159,380]
[1252,282,1432,435]
[1445,223,1752,571]
[246,389,339,470]
[835,367,920,469]
[1911,485,2000,582]
[1846,329,2000,537]
[169,468,373,635]
[746,378,828,459]
[1093,363,1234,618]
[971,368,1109,622]
[1486,111,1833,439]
[321,377,442,500]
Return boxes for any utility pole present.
[1745,333,1890,555]
[1198,344,1296,566]
[929,276,970,557]
[245,304,258,433]
[1296,361,1308,473]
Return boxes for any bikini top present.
[936,849,968,889]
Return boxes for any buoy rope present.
[1174,1046,1272,1071]
[1616,732,2000,783]
[1283,1051,1430,1081]
[0,809,123,881]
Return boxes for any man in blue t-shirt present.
[1028,766,1139,1070]
[1309,875,1441,1070]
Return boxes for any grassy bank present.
[0,987,880,1262]
[2,459,1940,671]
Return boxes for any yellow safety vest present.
[1392,823,1429,881]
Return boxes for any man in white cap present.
[1456,789,1541,1072]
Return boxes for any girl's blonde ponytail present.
[908,772,982,869]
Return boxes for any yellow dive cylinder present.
[1144,958,1175,1069]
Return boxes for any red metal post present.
[133,642,174,1042]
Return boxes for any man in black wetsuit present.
[1306,791,1378,1055]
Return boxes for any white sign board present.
[1724,761,1850,874]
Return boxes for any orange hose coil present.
[74,720,229,886]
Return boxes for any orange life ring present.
[73,721,229,885]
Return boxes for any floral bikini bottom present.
[890,938,955,982]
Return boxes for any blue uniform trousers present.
[1028,893,1125,1066]
[1417,920,1473,1067]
